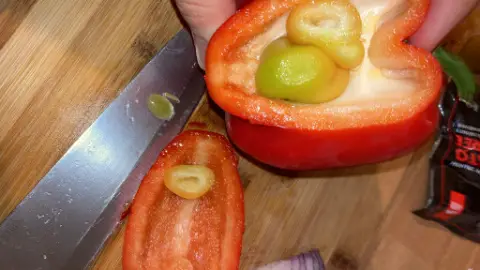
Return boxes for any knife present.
[0,29,206,270]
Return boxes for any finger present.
[175,0,236,69]
[409,0,479,51]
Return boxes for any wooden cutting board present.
[0,0,479,269]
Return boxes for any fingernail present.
[193,34,208,70]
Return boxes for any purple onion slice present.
[255,249,325,270]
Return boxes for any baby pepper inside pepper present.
[206,0,443,170]
[256,0,364,103]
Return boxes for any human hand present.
[174,0,246,69]
[410,0,479,51]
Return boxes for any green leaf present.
[433,47,477,102]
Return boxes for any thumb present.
[175,0,237,69]
[409,0,479,51]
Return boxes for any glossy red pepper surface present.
[205,0,443,170]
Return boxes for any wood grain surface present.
[0,0,479,269]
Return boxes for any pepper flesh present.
[123,130,244,269]
[206,0,443,170]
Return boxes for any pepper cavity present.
[235,0,422,107]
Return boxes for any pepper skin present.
[205,0,443,170]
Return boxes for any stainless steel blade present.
[0,29,206,270]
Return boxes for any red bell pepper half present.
[205,0,443,170]
[122,130,244,270]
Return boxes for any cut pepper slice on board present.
[205,0,443,170]
[122,130,244,270]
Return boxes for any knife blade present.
[0,28,206,270]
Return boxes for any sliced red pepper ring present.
[122,130,244,270]
[205,0,443,170]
